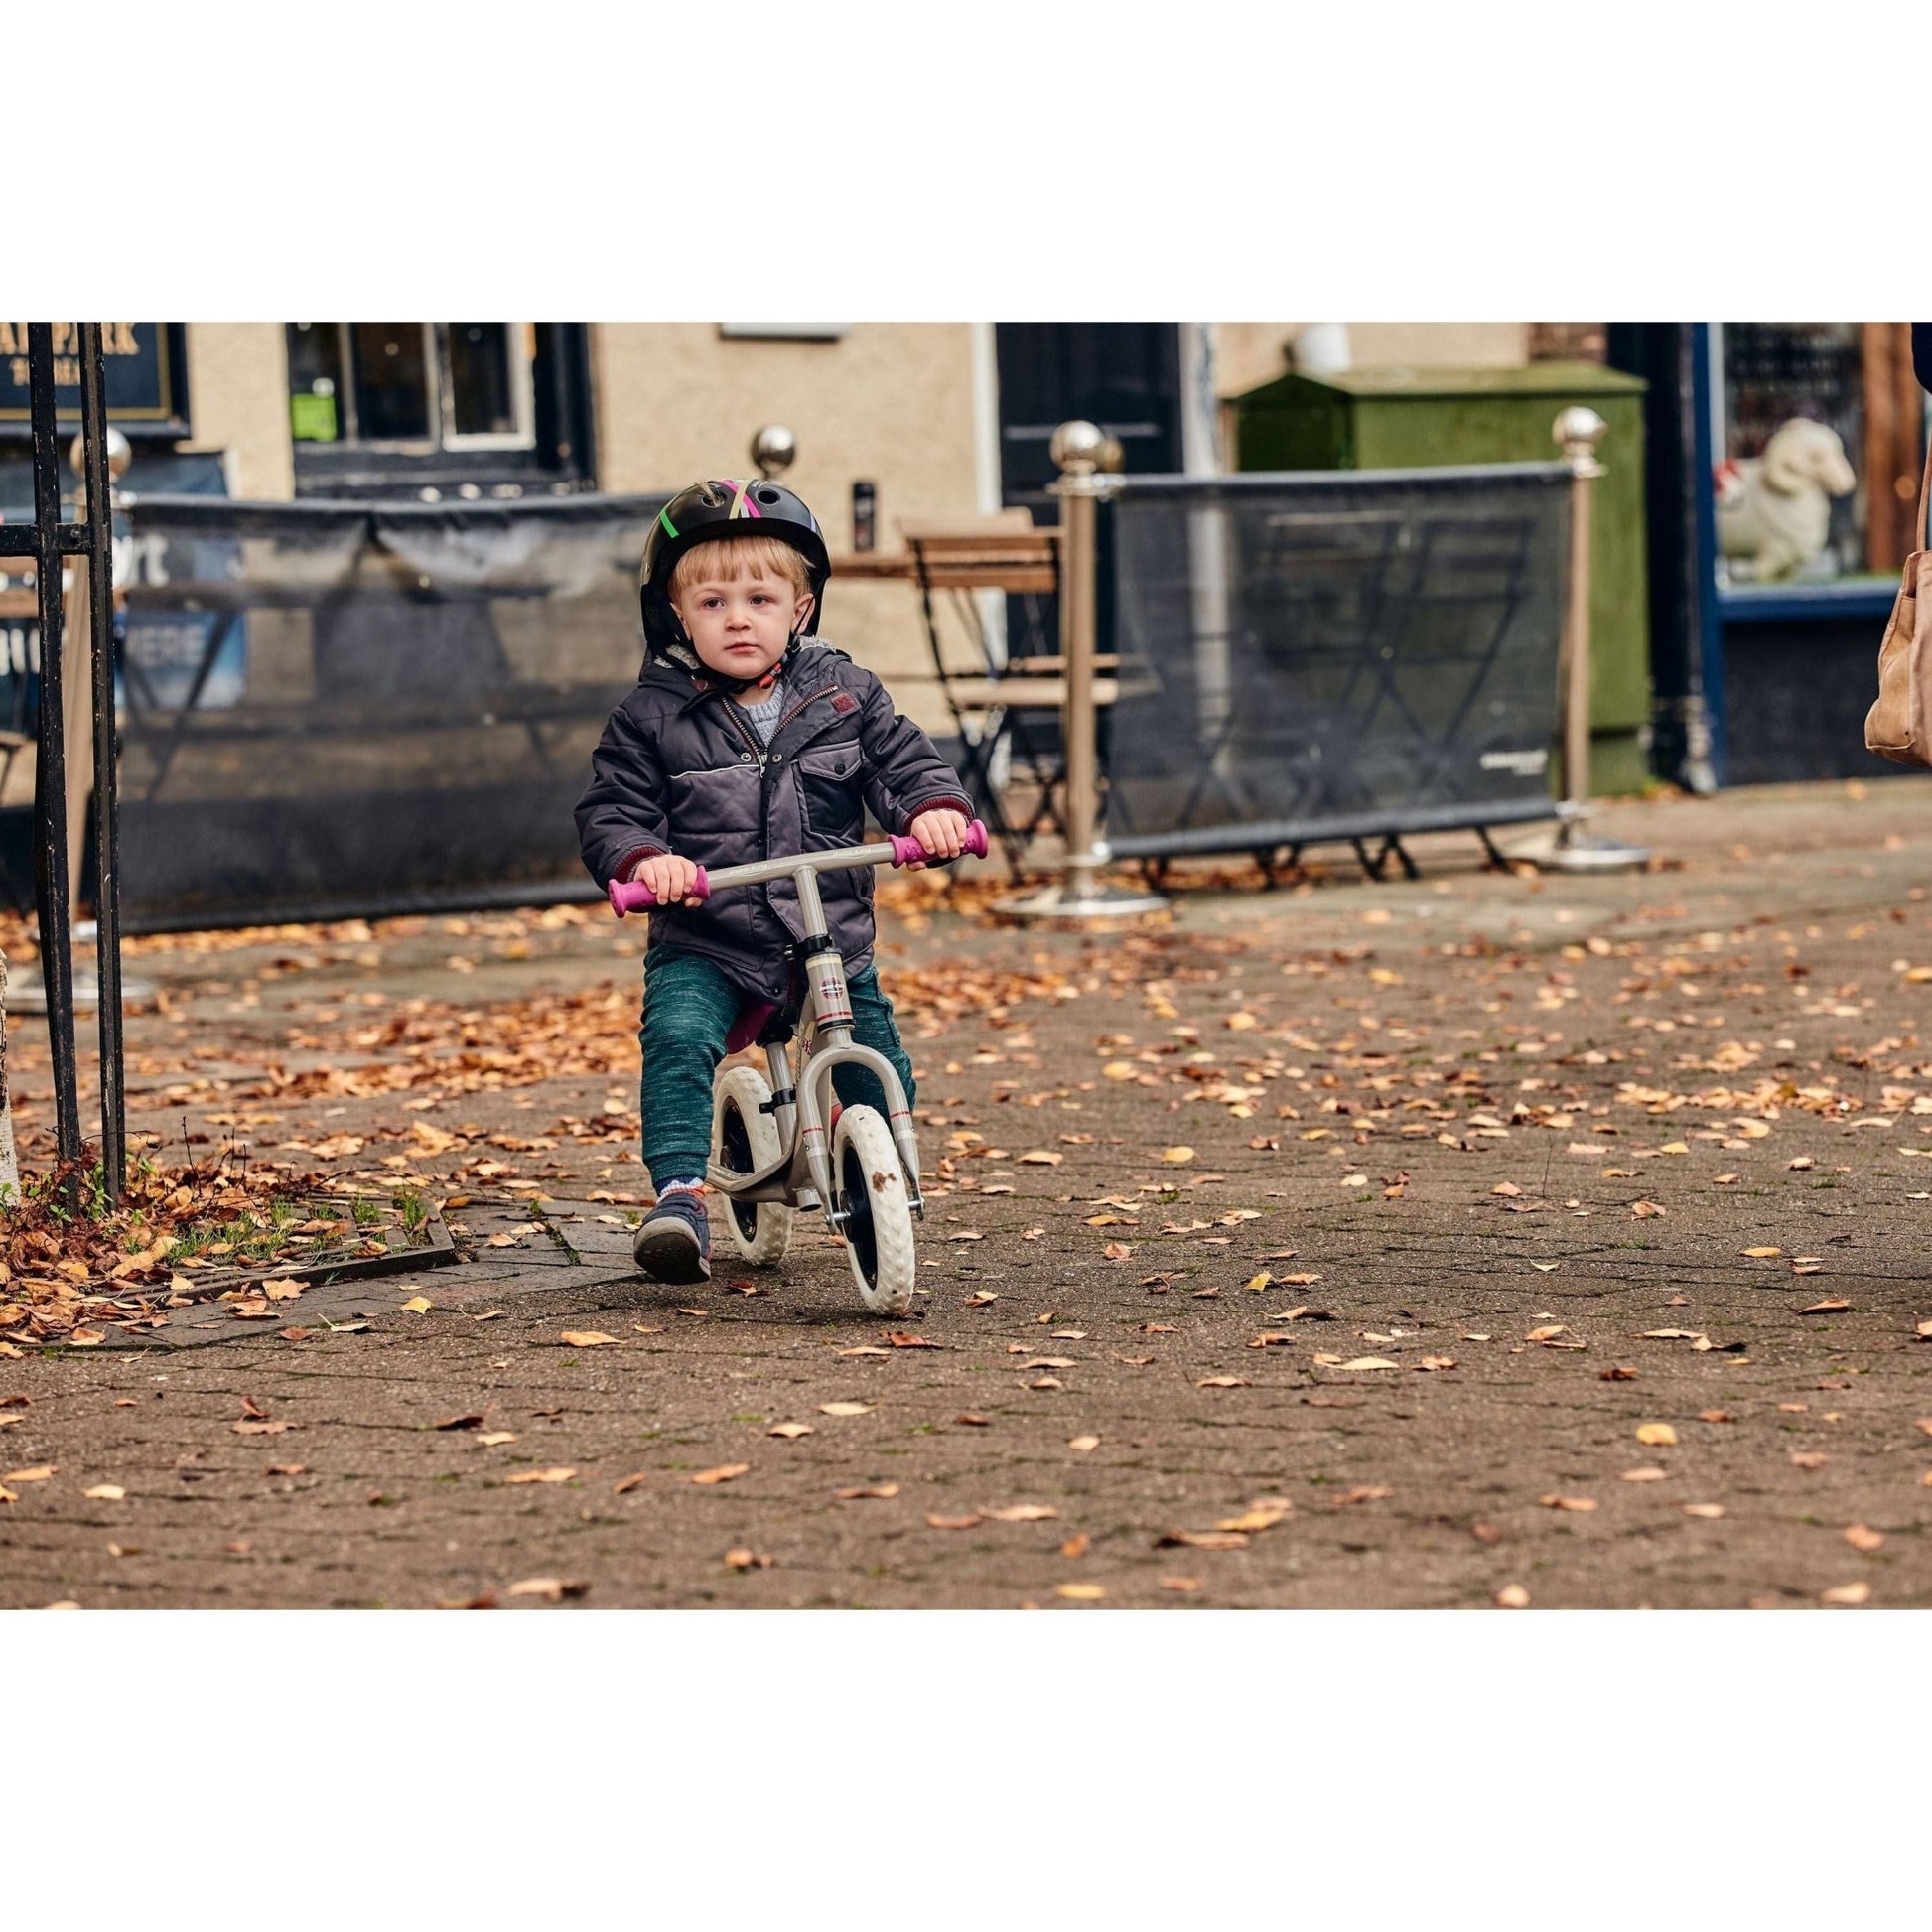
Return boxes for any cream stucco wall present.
[591,323,987,723]
[1215,323,1531,400]
[183,323,293,499]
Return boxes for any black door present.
[995,323,1183,517]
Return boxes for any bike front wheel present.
[832,1104,917,1314]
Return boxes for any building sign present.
[0,323,190,437]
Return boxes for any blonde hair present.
[669,535,811,604]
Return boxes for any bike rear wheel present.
[832,1104,917,1314]
[711,1065,793,1267]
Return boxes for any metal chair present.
[902,515,1120,872]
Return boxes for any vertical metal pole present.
[1558,411,1601,816]
[26,324,81,1164]
[1535,405,1648,874]
[1059,474,1101,896]
[79,325,125,1200]
[997,421,1166,919]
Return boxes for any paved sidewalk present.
[5,780,1932,1608]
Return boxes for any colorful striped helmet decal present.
[712,478,762,519]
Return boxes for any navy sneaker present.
[633,1190,712,1284]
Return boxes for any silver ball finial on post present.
[1553,405,1607,478]
[1048,419,1107,477]
[751,424,796,482]
[69,425,131,484]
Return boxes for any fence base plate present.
[995,883,1170,920]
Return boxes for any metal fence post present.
[1000,421,1166,921]
[1534,406,1649,874]
[77,332,128,1200]
[26,325,82,1166]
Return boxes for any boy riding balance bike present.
[576,476,981,1309]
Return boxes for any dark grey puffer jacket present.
[575,640,972,1002]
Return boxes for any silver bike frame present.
[699,840,924,1225]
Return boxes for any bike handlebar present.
[609,817,990,916]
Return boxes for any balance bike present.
[610,820,989,1313]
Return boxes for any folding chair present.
[902,516,1119,873]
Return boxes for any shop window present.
[284,323,593,497]
[1713,322,1923,586]
[288,324,534,453]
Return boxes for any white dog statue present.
[1716,417,1858,581]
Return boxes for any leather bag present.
[1865,443,1932,766]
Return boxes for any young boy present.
[576,478,973,1284]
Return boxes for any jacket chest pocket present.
[796,742,862,837]
[667,761,763,845]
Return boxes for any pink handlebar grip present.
[889,818,991,869]
[609,867,710,917]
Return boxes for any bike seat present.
[725,1001,781,1055]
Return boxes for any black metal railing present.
[0,325,126,1196]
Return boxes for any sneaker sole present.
[632,1219,711,1285]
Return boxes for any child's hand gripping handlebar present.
[608,818,990,917]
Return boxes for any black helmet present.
[639,477,832,675]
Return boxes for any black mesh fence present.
[1102,465,1573,859]
[114,492,665,928]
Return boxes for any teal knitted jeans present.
[638,948,917,1191]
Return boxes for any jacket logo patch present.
[830,692,859,714]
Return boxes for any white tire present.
[711,1065,793,1267]
[832,1104,918,1315]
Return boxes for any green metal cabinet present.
[1231,363,1651,795]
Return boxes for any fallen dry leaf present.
[82,1483,125,1501]
[723,1548,773,1571]
[1196,1375,1251,1388]
[1494,1584,1531,1608]
[836,1483,900,1501]
[691,1463,750,1485]
[1067,1434,1100,1453]
[506,1577,589,1601]
[1018,1151,1063,1167]
[503,1467,577,1485]
[983,1503,1058,1522]
[926,1513,984,1530]
[477,1432,517,1447]
[1054,1583,1106,1601]
[1844,1523,1885,1553]
[1160,1576,1203,1592]
[1790,1451,1830,1470]
[1681,1502,1725,1519]
[766,1422,813,1440]
[1619,1467,1669,1483]
[1156,1529,1249,1551]
[613,1472,649,1495]
[400,1295,434,1314]
[560,1330,620,1348]
[817,1402,874,1418]
[1336,1357,1400,1372]
[1216,1505,1291,1533]
[433,1412,486,1431]
[1820,1581,1871,1607]
[1541,1494,1599,1512]
[1798,1300,1850,1315]
[1635,1423,1679,1448]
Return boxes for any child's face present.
[674,563,812,693]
